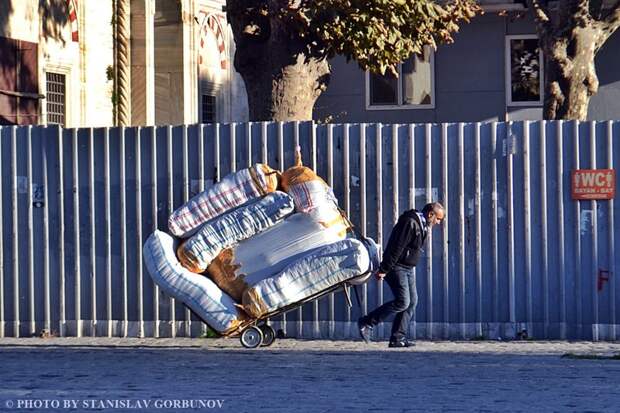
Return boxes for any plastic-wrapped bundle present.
[168,164,280,238]
[242,238,371,318]
[281,149,350,237]
[362,236,381,272]
[206,213,342,302]
[177,191,294,273]
[285,178,337,212]
[347,236,382,285]
[143,230,249,334]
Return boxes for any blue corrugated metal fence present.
[0,121,618,340]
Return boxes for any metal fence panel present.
[0,121,618,340]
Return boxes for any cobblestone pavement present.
[0,338,619,413]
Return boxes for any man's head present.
[421,202,445,227]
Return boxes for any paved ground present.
[0,338,619,412]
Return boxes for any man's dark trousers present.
[360,264,417,341]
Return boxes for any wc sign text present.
[571,169,615,200]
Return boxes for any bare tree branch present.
[526,0,553,36]
[550,40,574,77]
[603,3,620,29]
[605,0,620,17]
[573,0,592,26]
[584,60,600,96]
[545,81,565,119]
[596,1,620,49]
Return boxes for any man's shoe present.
[388,339,415,348]
[358,318,372,343]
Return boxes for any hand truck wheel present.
[240,326,264,349]
[259,324,276,347]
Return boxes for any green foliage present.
[199,327,219,339]
[106,65,114,82]
[225,0,481,119]
[266,0,481,75]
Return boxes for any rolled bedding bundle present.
[305,201,350,239]
[143,230,249,335]
[241,238,372,318]
[206,212,343,302]
[177,191,294,273]
[281,148,351,237]
[168,163,280,238]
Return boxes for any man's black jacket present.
[378,209,428,273]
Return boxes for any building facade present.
[0,0,114,127]
[0,0,248,128]
[3,1,618,127]
[149,0,248,126]
[314,1,620,123]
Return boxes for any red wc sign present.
[571,169,616,200]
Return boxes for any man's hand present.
[375,271,386,281]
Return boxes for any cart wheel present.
[240,326,264,349]
[259,325,276,347]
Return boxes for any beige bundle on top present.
[280,147,351,238]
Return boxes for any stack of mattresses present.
[143,155,380,336]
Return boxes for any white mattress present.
[143,230,246,334]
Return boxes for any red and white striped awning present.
[67,0,79,42]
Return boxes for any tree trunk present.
[542,26,602,120]
[227,3,330,122]
[238,52,330,122]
